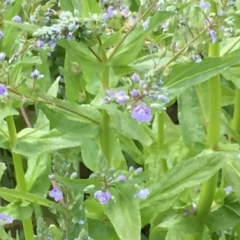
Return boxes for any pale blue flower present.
[134,188,150,199]
[49,187,63,202]
[115,91,129,104]
[94,190,111,204]
[12,15,22,22]
[0,52,6,61]
[0,84,7,95]
[0,213,13,224]
[118,175,127,182]
[131,105,152,122]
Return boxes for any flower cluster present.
[103,73,169,123]
[90,166,149,204]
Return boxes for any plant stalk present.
[100,65,111,164]
[6,116,34,240]
[232,87,240,135]
[157,112,168,173]
[196,40,221,225]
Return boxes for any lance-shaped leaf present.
[103,184,141,240]
[164,51,240,89]
[141,150,225,208]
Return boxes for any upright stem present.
[232,88,240,135]
[6,116,34,240]
[196,42,221,224]
[157,112,168,173]
[100,65,111,164]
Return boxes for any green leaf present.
[37,51,52,91]
[150,215,202,240]
[206,205,240,232]
[39,105,100,141]
[35,79,60,131]
[142,150,225,207]
[40,97,101,124]
[178,86,206,147]
[25,153,51,194]
[59,0,74,11]
[224,159,240,201]
[109,11,173,65]
[58,40,101,64]
[0,188,64,213]
[164,52,240,89]
[4,21,38,33]
[3,201,32,221]
[81,139,100,171]
[88,219,118,240]
[54,174,101,191]
[64,51,86,102]
[0,163,6,181]
[12,56,42,70]
[4,0,23,20]
[79,0,101,17]
[0,105,18,122]
[103,184,141,240]
[13,129,82,157]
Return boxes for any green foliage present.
[1,0,240,239]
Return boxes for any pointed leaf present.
[103,184,141,240]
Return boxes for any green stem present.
[6,116,34,240]
[232,88,240,135]
[196,42,221,224]
[100,65,111,164]
[157,112,167,173]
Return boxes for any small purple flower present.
[129,166,134,171]
[136,167,143,173]
[134,188,150,199]
[218,10,224,16]
[68,23,78,31]
[90,173,97,178]
[131,73,140,82]
[151,93,158,99]
[78,219,84,225]
[143,17,151,30]
[67,33,74,40]
[35,40,44,48]
[182,210,189,216]
[0,31,3,40]
[115,91,129,104]
[131,105,152,122]
[31,69,44,80]
[209,29,217,43]
[158,95,169,103]
[49,187,63,202]
[192,55,202,63]
[224,185,233,194]
[0,52,6,61]
[119,5,129,18]
[131,89,139,97]
[103,6,115,20]
[0,213,13,224]
[94,190,111,204]
[48,174,54,179]
[48,40,56,49]
[0,83,7,95]
[118,175,127,182]
[150,44,158,52]
[199,1,211,10]
[12,15,22,22]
